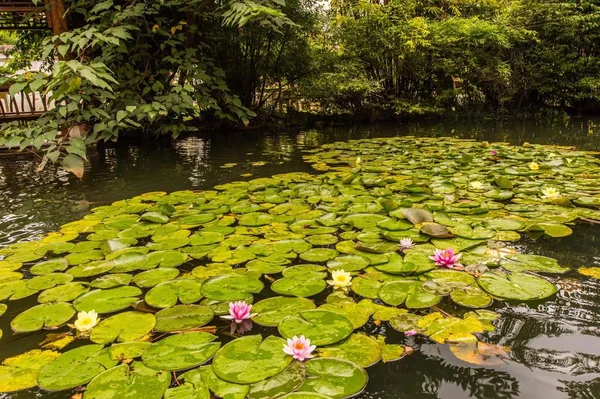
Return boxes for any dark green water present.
[1,118,600,398]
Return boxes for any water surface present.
[1,118,600,398]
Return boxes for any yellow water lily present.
[74,310,99,332]
[541,187,560,199]
[356,157,362,165]
[528,162,539,171]
[327,270,352,289]
[470,181,484,190]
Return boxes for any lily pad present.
[38,282,90,303]
[155,305,215,332]
[74,286,142,314]
[278,310,354,346]
[37,345,118,390]
[145,279,203,308]
[212,335,292,384]
[84,361,171,399]
[248,361,306,399]
[0,350,60,392]
[11,302,75,333]
[378,280,442,308]
[90,311,156,344]
[477,272,557,301]
[271,277,327,298]
[327,255,370,272]
[300,249,339,263]
[252,297,316,327]
[201,275,264,301]
[316,333,381,367]
[142,332,220,371]
[295,358,368,399]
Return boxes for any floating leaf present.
[84,361,170,399]
[316,333,381,367]
[248,361,306,399]
[212,335,292,384]
[278,310,353,346]
[477,272,557,301]
[74,286,142,314]
[0,350,60,392]
[201,275,264,301]
[294,358,368,399]
[145,279,203,308]
[155,304,214,332]
[142,332,220,371]
[37,345,117,390]
[90,311,156,344]
[252,297,316,327]
[11,302,75,333]
[378,280,441,308]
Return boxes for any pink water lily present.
[404,329,417,337]
[399,238,415,250]
[283,335,316,361]
[490,149,498,156]
[221,301,256,323]
[230,319,253,335]
[430,248,462,268]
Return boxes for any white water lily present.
[74,310,99,332]
[541,187,560,199]
[470,181,484,190]
[529,162,539,171]
[327,270,352,289]
[356,157,362,165]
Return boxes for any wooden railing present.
[0,84,51,121]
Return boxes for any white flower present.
[327,270,352,289]
[356,157,362,165]
[74,310,99,332]
[541,187,560,199]
[399,238,415,250]
[470,181,484,190]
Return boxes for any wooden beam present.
[43,0,67,35]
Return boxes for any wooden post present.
[44,0,68,35]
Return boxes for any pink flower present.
[405,329,417,337]
[430,248,462,268]
[283,335,316,361]
[221,301,256,323]
[400,238,415,250]
[491,149,498,156]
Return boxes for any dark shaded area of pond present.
[1,118,600,399]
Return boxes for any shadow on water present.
[1,118,600,398]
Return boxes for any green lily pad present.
[133,268,180,288]
[90,311,156,344]
[278,310,354,346]
[109,342,152,360]
[0,350,60,392]
[450,285,493,308]
[201,274,264,301]
[142,332,220,371]
[37,281,90,303]
[145,279,203,308]
[272,276,327,298]
[91,273,133,289]
[84,361,171,399]
[300,249,339,263]
[11,302,75,333]
[483,218,527,231]
[501,254,569,274]
[155,305,215,332]
[378,280,442,308]
[477,272,558,300]
[37,345,118,390]
[327,255,369,272]
[350,277,382,299]
[30,258,69,275]
[248,361,306,399]
[74,286,142,314]
[197,366,249,399]
[252,297,316,327]
[318,302,372,329]
[212,335,292,384]
[141,212,170,224]
[295,358,368,399]
[146,250,188,268]
[316,333,381,367]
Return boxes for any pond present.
[1,118,600,399]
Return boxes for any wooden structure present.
[0,0,67,34]
[0,83,51,121]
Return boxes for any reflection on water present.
[1,118,600,398]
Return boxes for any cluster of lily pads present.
[0,136,599,398]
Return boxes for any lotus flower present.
[470,181,484,190]
[541,187,560,199]
[430,248,462,268]
[221,301,256,323]
[283,335,316,361]
[327,270,352,289]
[404,329,417,337]
[74,310,99,332]
[529,162,539,171]
[399,238,415,250]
